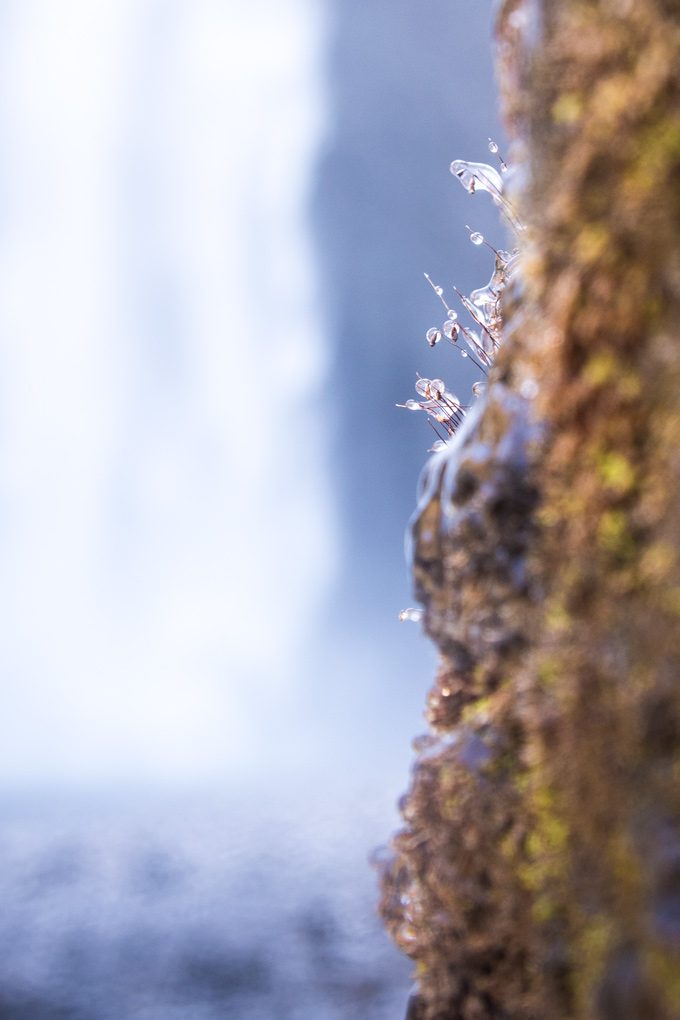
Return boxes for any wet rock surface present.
[380,1,680,1017]
[410,385,540,727]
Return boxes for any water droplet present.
[472,381,486,398]
[430,378,445,398]
[415,377,431,397]
[434,286,443,297]
[488,138,499,154]
[402,399,421,411]
[447,309,458,320]
[425,327,441,347]
[443,320,459,341]
[399,607,423,624]
[470,231,484,246]
[429,440,447,453]
[460,350,468,358]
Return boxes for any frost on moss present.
[379,1,680,1018]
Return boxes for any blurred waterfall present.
[0,0,335,788]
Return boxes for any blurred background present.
[0,1,500,1016]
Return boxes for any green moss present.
[617,369,642,400]
[537,655,564,686]
[584,351,618,387]
[574,224,610,265]
[517,782,571,908]
[639,542,676,583]
[659,586,680,617]
[574,917,615,1014]
[460,695,494,724]
[532,891,561,924]
[552,92,584,125]
[546,603,571,634]
[628,116,680,194]
[645,949,680,1011]
[597,509,635,557]
[598,451,636,495]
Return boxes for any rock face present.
[379,1,680,1018]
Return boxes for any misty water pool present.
[0,787,410,1019]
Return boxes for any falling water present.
[0,0,336,788]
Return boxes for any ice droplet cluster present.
[398,141,522,454]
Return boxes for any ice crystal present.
[402,141,522,450]
[450,158,523,232]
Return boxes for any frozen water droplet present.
[463,328,483,357]
[430,440,447,453]
[403,399,421,411]
[460,350,468,358]
[424,273,454,315]
[450,158,524,232]
[472,381,486,398]
[470,283,498,313]
[430,378,445,398]
[488,138,499,154]
[399,607,423,624]
[415,377,431,397]
[450,159,503,195]
[425,327,441,347]
[470,232,484,246]
[443,320,459,341]
[447,309,458,320]
[480,332,494,356]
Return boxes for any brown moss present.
[380,0,680,1017]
